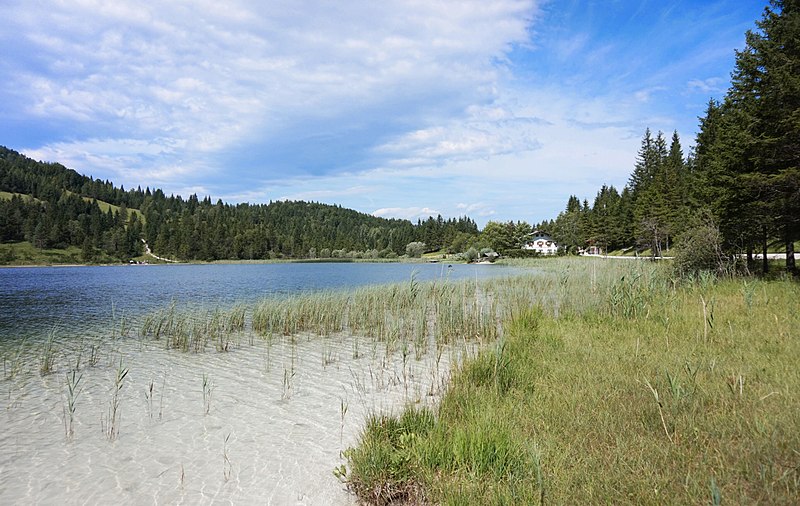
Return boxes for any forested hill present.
[0,146,479,262]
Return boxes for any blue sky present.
[1,0,766,226]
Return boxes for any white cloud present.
[3,0,749,227]
[456,202,497,217]
[633,86,667,103]
[5,0,540,188]
[687,77,726,95]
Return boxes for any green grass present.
[0,191,41,203]
[342,259,799,504]
[1,189,144,222]
[766,239,800,254]
[76,193,145,224]
[0,240,135,266]
[0,241,84,265]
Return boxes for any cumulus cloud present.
[376,105,544,167]
[3,0,538,186]
[687,77,726,95]
[1,0,761,224]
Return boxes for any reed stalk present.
[104,358,128,440]
[39,329,57,376]
[63,368,82,440]
[202,373,213,415]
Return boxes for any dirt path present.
[141,239,178,263]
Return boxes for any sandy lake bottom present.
[1,330,467,504]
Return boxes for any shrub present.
[405,242,426,258]
[673,220,729,277]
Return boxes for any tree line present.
[488,0,797,274]
[0,146,479,262]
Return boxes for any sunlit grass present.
[342,258,800,504]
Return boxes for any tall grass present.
[250,276,500,359]
[39,329,57,376]
[103,358,129,441]
[342,258,800,504]
[63,368,82,440]
[139,302,248,352]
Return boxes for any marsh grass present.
[39,329,57,376]
[223,432,232,482]
[140,303,249,353]
[202,373,213,415]
[63,368,82,440]
[342,259,800,504]
[250,276,501,366]
[103,358,128,440]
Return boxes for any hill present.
[0,146,478,263]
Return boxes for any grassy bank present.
[342,260,799,504]
[0,240,161,266]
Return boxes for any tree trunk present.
[787,239,796,273]
[762,226,769,274]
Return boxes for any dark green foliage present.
[691,0,799,272]
[551,2,797,271]
[672,219,731,277]
[0,146,479,262]
[480,220,533,255]
[0,164,140,262]
[341,408,434,505]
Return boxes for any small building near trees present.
[522,231,558,255]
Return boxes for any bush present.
[673,221,729,276]
[405,242,426,258]
[461,247,479,262]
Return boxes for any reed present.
[39,329,57,376]
[63,368,82,440]
[281,365,295,400]
[104,358,128,440]
[343,258,800,504]
[340,397,349,447]
[223,432,232,482]
[139,303,250,353]
[144,379,155,420]
[202,373,213,415]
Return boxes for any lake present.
[0,261,525,504]
[0,262,520,340]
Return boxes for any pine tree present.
[702,0,800,271]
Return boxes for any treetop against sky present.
[0,0,766,226]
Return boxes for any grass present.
[63,369,83,440]
[39,329,57,376]
[139,303,248,353]
[0,241,85,265]
[103,358,129,441]
[202,372,213,415]
[0,191,41,203]
[341,259,800,504]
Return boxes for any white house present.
[522,231,559,255]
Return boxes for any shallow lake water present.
[0,262,520,339]
[2,330,469,504]
[0,262,516,504]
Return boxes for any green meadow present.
[341,258,799,505]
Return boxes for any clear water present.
[0,262,518,339]
[0,262,516,504]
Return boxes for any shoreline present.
[0,257,472,269]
